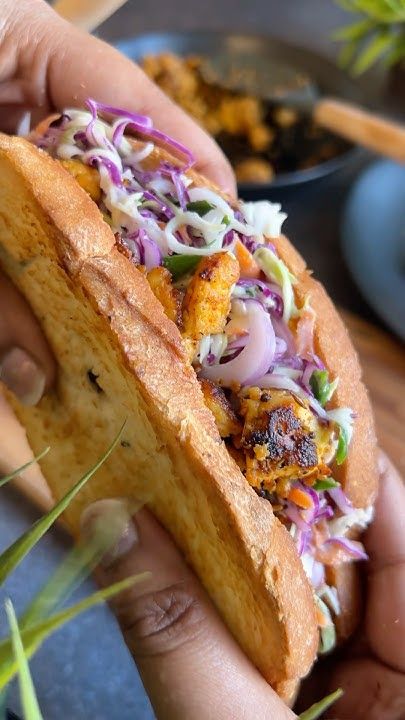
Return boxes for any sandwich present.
[0,100,378,701]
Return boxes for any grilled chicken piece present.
[60,159,101,202]
[147,267,182,326]
[200,379,241,438]
[240,389,335,494]
[182,252,240,342]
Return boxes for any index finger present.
[46,20,236,195]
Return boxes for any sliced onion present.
[275,338,288,356]
[296,529,311,556]
[285,502,310,533]
[226,334,250,351]
[311,560,326,589]
[271,316,295,355]
[328,487,353,515]
[201,302,275,386]
[272,365,300,379]
[316,505,334,522]
[300,484,320,524]
[324,537,368,561]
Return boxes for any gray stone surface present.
[0,488,154,720]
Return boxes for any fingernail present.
[81,499,139,568]
[377,449,388,475]
[0,347,46,405]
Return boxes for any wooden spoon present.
[201,54,405,164]
[53,0,128,33]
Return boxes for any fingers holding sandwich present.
[81,501,295,720]
[0,0,235,196]
[47,36,236,197]
[0,270,55,404]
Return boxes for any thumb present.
[81,500,295,720]
[0,271,55,404]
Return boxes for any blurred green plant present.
[334,0,405,73]
[298,688,344,719]
[0,422,149,718]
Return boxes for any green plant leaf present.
[20,542,104,631]
[0,447,50,488]
[5,600,43,720]
[384,29,405,62]
[332,17,376,40]
[352,29,394,72]
[299,688,344,720]
[338,38,362,66]
[0,572,150,690]
[355,0,405,22]
[0,422,125,585]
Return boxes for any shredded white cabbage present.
[196,333,228,364]
[241,200,287,239]
[253,246,298,322]
[197,335,212,364]
[53,110,293,264]
[318,583,341,616]
[327,407,355,445]
[328,506,374,538]
[315,596,336,654]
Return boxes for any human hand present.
[0,0,234,405]
[81,500,295,720]
[81,451,405,720]
[324,451,405,719]
[297,450,405,719]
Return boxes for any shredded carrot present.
[316,606,329,628]
[234,239,261,278]
[288,487,314,510]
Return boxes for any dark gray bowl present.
[115,31,371,194]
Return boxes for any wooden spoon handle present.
[53,0,128,33]
[314,98,405,163]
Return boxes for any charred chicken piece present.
[240,389,334,494]
[147,267,183,326]
[182,252,239,358]
[200,379,241,438]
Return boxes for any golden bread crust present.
[0,133,318,696]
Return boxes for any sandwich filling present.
[32,100,373,652]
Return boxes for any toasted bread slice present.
[0,134,320,700]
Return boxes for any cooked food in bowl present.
[141,52,352,184]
